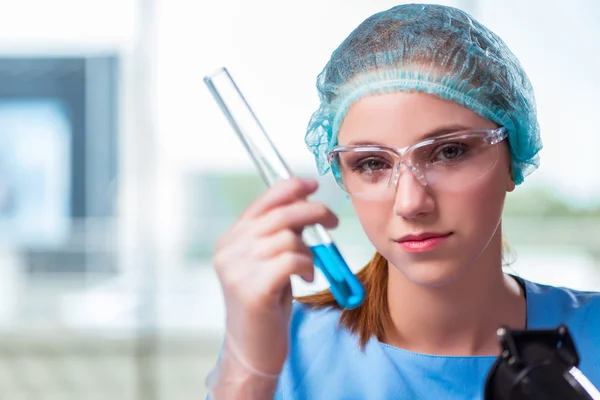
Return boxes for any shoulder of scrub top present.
[524,278,600,328]
[524,278,600,376]
[289,300,345,343]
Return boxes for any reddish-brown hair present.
[295,251,391,349]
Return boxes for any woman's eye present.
[353,158,390,172]
[433,143,467,161]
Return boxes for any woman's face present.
[336,91,515,288]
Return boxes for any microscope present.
[484,324,600,399]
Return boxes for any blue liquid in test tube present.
[203,67,364,310]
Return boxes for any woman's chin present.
[389,259,469,289]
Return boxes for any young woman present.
[206,4,600,399]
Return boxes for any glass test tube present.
[203,67,364,310]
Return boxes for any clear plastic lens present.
[328,130,506,199]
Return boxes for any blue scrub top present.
[275,279,600,399]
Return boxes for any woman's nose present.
[392,166,435,219]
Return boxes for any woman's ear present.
[507,178,516,193]
[507,163,516,193]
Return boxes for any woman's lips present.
[394,232,453,252]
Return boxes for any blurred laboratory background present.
[0,0,598,398]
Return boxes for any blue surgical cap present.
[305,3,542,185]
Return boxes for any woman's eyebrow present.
[419,124,472,140]
[345,124,472,146]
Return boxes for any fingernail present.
[303,179,318,190]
